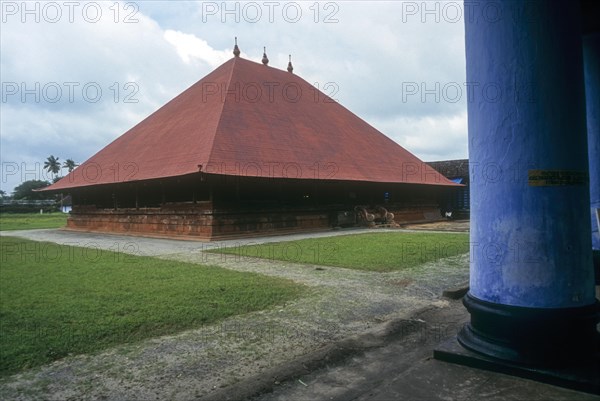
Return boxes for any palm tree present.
[63,159,78,173]
[43,155,61,180]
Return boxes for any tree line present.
[1,156,79,200]
[43,155,78,180]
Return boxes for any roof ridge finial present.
[287,54,294,73]
[233,37,240,57]
[262,47,269,65]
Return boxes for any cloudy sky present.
[1,1,467,194]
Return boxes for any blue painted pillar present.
[459,1,598,366]
[584,34,600,256]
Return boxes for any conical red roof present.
[46,56,456,190]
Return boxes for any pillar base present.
[434,336,600,395]
[457,293,599,367]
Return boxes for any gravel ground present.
[0,228,470,401]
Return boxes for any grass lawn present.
[0,236,304,377]
[213,232,470,272]
[0,213,68,231]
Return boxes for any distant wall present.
[67,202,333,240]
[66,202,442,240]
[67,202,215,239]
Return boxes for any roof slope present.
[46,56,456,190]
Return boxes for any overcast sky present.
[1,1,468,194]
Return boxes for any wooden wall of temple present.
[65,175,449,240]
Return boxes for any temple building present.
[426,159,469,219]
[43,42,458,240]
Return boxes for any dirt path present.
[401,219,470,232]
[0,230,469,401]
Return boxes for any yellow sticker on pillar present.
[528,170,588,186]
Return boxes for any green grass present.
[0,213,68,231]
[0,236,304,377]
[213,232,470,272]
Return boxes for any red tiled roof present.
[45,57,457,191]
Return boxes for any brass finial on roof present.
[262,47,269,65]
[233,37,240,57]
[287,54,294,73]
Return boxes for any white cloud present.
[163,29,231,67]
[369,112,469,162]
